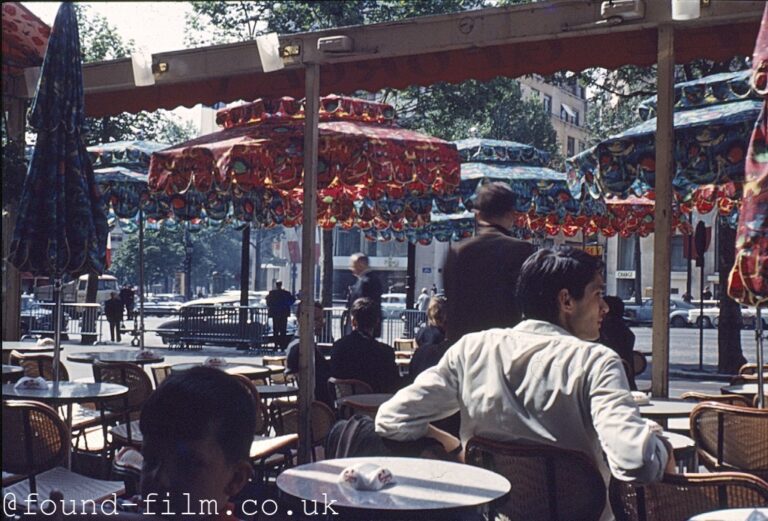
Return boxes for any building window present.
[670,235,687,272]
[560,103,576,124]
[543,94,552,114]
[335,229,361,257]
[573,110,580,127]
[567,136,575,157]
[617,236,635,271]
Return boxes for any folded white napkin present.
[339,463,393,491]
[203,357,226,367]
[36,338,55,346]
[135,350,156,359]
[14,377,50,390]
[631,391,650,405]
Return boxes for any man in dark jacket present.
[266,280,295,349]
[331,297,399,393]
[443,182,535,343]
[344,253,383,336]
[104,292,124,342]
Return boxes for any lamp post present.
[184,226,193,301]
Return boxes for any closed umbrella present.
[9,3,108,382]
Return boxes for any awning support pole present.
[298,62,320,464]
[651,24,674,398]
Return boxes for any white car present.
[688,305,767,329]
[381,293,407,319]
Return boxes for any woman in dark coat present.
[410,296,449,378]
[599,296,637,390]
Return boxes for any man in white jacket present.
[376,247,673,520]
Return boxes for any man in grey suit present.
[443,182,535,343]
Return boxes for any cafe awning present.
[71,1,762,118]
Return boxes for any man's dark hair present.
[517,247,604,324]
[474,182,516,220]
[275,281,283,288]
[351,297,380,332]
[140,367,256,463]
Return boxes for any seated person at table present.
[285,300,334,407]
[330,297,400,393]
[140,367,256,520]
[599,296,637,390]
[376,247,674,521]
[410,295,449,378]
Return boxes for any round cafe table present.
[170,362,271,380]
[688,508,768,520]
[2,381,128,469]
[2,364,24,383]
[256,384,299,399]
[67,350,164,366]
[277,457,511,520]
[720,383,759,400]
[638,399,697,429]
[2,341,55,364]
[661,431,697,472]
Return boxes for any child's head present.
[139,367,255,518]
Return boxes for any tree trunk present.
[634,234,642,305]
[320,230,334,307]
[717,218,746,373]
[2,203,21,340]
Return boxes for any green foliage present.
[184,1,558,163]
[1,138,28,209]
[72,5,195,146]
[188,226,245,289]
[110,228,184,286]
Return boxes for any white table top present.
[688,507,768,520]
[661,431,695,452]
[2,341,55,353]
[721,383,760,396]
[638,399,697,418]
[2,381,128,403]
[171,362,271,379]
[277,457,510,513]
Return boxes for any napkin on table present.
[14,377,50,390]
[203,357,226,367]
[339,463,393,491]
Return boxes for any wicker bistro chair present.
[92,361,153,452]
[150,364,171,388]
[464,437,606,521]
[609,472,768,521]
[273,400,336,461]
[327,377,373,417]
[690,402,768,480]
[9,350,70,381]
[2,400,123,509]
[739,363,768,376]
[667,393,754,435]
[232,374,298,483]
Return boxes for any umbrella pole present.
[138,210,145,350]
[53,276,63,384]
[757,306,765,408]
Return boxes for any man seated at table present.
[376,247,674,517]
[331,297,400,393]
[285,300,334,407]
[140,366,256,519]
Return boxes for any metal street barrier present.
[26,302,101,337]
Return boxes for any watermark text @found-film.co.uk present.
[3,493,339,517]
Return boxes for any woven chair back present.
[2,401,68,487]
[680,392,752,407]
[150,365,171,388]
[465,437,605,521]
[92,361,153,414]
[327,377,373,402]
[739,363,768,376]
[275,401,336,460]
[231,374,269,435]
[609,472,768,521]
[10,350,69,381]
[690,402,768,480]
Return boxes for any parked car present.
[140,294,184,317]
[688,305,767,329]
[381,293,407,319]
[623,299,697,327]
[155,294,296,347]
[20,295,69,337]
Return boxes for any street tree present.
[110,228,184,294]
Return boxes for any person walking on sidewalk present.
[266,280,295,350]
[105,292,124,342]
